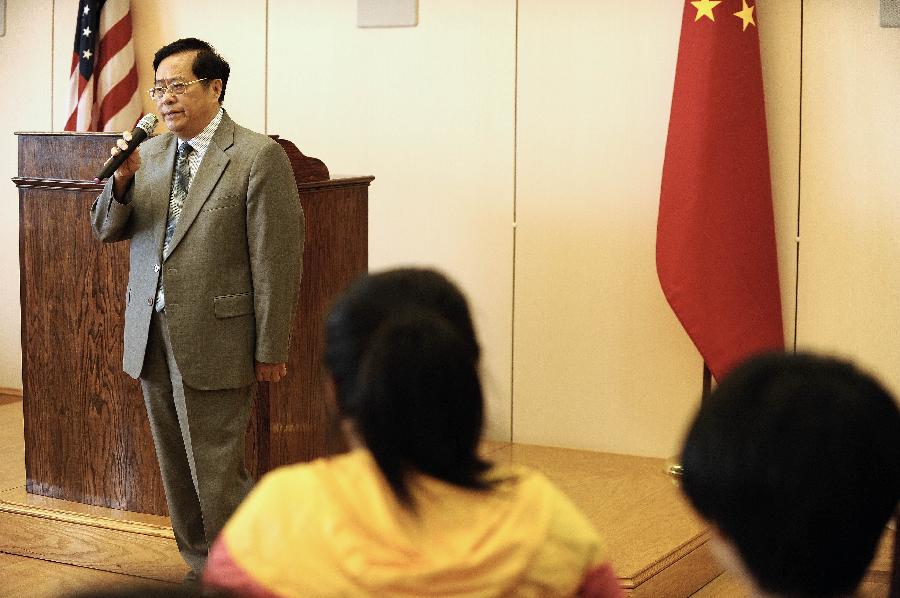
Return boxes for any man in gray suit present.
[91,38,304,578]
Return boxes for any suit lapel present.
[166,113,235,257]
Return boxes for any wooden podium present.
[13,131,371,516]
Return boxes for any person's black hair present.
[153,38,230,103]
[680,352,900,597]
[324,268,493,507]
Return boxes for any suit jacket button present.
[147,297,153,306]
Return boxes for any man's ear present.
[211,79,223,101]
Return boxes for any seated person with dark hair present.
[680,352,900,598]
[203,268,624,597]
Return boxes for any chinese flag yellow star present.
[734,0,757,30]
[691,0,722,22]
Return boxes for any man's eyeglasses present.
[148,78,208,101]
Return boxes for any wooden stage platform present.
[0,399,893,597]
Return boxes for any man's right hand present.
[111,131,142,199]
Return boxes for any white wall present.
[0,1,895,457]
[797,0,900,391]
[513,0,693,455]
[266,0,516,438]
[0,0,54,389]
[761,0,802,351]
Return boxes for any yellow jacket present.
[204,449,622,597]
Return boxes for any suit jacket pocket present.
[201,193,242,213]
[213,292,254,318]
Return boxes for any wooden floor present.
[0,397,892,597]
[0,551,157,597]
[690,571,890,598]
[0,399,182,596]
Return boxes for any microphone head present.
[136,113,159,135]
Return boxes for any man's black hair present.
[153,38,230,103]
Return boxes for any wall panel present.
[797,0,900,394]
[0,0,54,388]
[760,0,802,351]
[267,0,517,438]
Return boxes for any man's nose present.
[157,89,177,103]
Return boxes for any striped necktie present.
[162,141,194,258]
[155,141,193,312]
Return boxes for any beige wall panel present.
[514,0,690,457]
[52,0,267,133]
[759,0,802,349]
[267,0,516,438]
[798,1,900,392]
[513,1,800,457]
[0,1,54,388]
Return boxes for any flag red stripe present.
[95,12,132,73]
[65,73,91,131]
[97,65,138,130]
[64,66,81,131]
[64,108,78,131]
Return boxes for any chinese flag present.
[657,0,784,381]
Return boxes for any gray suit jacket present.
[91,111,305,390]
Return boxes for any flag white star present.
[83,26,92,37]
[83,5,90,16]
[83,49,93,60]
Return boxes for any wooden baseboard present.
[866,524,896,586]
[0,487,187,583]
[628,540,722,598]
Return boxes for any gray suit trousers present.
[141,310,253,574]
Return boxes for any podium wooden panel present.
[13,132,370,515]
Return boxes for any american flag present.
[64,0,141,132]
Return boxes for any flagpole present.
[701,362,712,405]
[665,362,712,479]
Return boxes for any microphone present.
[95,114,159,180]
